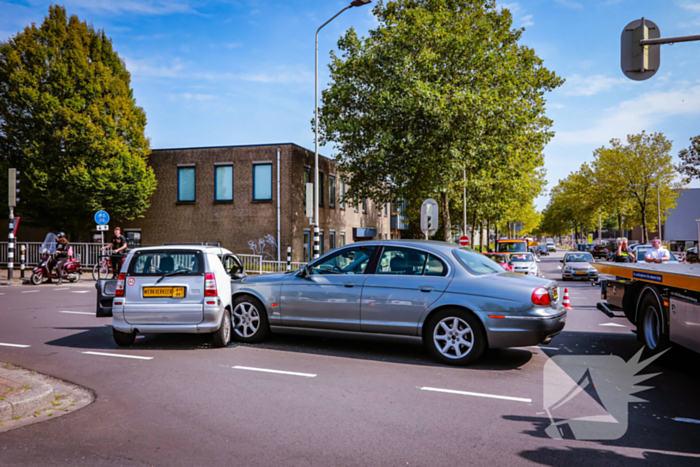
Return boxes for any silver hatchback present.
[230,240,566,365]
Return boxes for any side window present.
[222,255,241,275]
[309,246,376,275]
[424,255,447,276]
[377,247,428,275]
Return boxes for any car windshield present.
[453,248,503,275]
[128,249,205,276]
[566,253,593,262]
[510,253,534,262]
[496,242,527,253]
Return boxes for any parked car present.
[107,245,245,348]
[686,246,698,264]
[546,242,556,252]
[537,244,550,256]
[529,245,541,258]
[510,252,539,276]
[230,240,566,365]
[561,252,598,281]
[591,244,609,260]
[483,252,514,272]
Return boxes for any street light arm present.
[316,6,353,38]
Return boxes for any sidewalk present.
[0,364,94,432]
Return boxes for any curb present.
[0,366,55,422]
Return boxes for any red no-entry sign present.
[459,236,470,246]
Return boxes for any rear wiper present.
[156,269,190,284]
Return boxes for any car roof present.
[128,245,234,255]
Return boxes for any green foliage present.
[318,0,562,240]
[676,135,700,182]
[0,5,156,237]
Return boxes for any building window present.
[253,163,272,201]
[124,230,142,248]
[178,167,195,202]
[215,165,233,201]
[386,203,389,217]
[363,198,367,213]
[340,180,345,209]
[303,232,311,262]
[329,175,335,207]
[340,232,346,246]
[319,231,325,256]
[303,167,311,205]
[330,231,336,250]
[354,202,359,212]
[319,172,324,206]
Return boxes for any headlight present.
[564,266,572,272]
[589,267,597,272]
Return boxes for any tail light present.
[115,273,126,297]
[532,287,551,306]
[205,273,217,296]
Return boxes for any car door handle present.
[419,286,434,293]
[343,282,357,288]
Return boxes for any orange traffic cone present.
[562,288,572,310]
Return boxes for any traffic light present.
[8,168,19,207]
[427,214,433,230]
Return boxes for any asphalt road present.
[1,250,699,466]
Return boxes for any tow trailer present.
[591,262,700,354]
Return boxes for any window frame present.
[303,167,311,206]
[214,164,233,202]
[340,180,346,209]
[329,175,336,207]
[177,166,196,202]
[252,162,273,201]
[319,172,324,206]
[362,198,367,213]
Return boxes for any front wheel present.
[425,308,486,365]
[212,308,232,348]
[30,272,42,285]
[639,293,669,354]
[231,295,270,343]
[92,262,109,281]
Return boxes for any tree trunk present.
[478,221,483,252]
[617,212,623,239]
[441,191,452,243]
[487,219,491,252]
[641,208,648,244]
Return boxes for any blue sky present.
[2,0,700,209]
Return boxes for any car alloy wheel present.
[233,302,261,338]
[433,317,474,359]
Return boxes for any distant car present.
[537,245,550,256]
[634,248,679,264]
[561,252,598,281]
[685,246,698,264]
[546,242,556,252]
[591,244,609,260]
[510,252,539,276]
[529,246,541,258]
[483,252,514,272]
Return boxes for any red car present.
[483,252,514,272]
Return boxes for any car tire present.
[639,293,669,354]
[424,308,486,366]
[30,272,42,285]
[231,295,270,343]
[113,328,136,347]
[212,307,232,348]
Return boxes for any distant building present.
[663,188,700,250]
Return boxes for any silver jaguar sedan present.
[230,240,566,365]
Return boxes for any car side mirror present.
[560,259,564,263]
[231,272,247,280]
[299,264,312,279]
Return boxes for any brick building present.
[116,143,405,262]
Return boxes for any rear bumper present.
[562,271,598,280]
[479,307,567,348]
[112,302,225,334]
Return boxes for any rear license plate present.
[143,287,186,298]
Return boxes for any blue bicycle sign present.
[94,210,110,225]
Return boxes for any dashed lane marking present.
[232,366,316,378]
[673,417,700,425]
[419,386,531,403]
[71,290,90,294]
[21,290,39,294]
[54,287,69,291]
[599,323,627,327]
[82,351,153,360]
[0,343,31,348]
[59,311,94,315]
[529,346,559,350]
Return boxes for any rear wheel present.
[113,328,136,347]
[639,293,669,354]
[92,261,109,281]
[231,295,270,343]
[212,308,232,348]
[425,308,486,365]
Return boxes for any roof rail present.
[163,242,205,246]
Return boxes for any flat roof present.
[150,142,333,162]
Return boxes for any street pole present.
[314,1,370,259]
[7,206,14,280]
[599,210,602,245]
[657,185,662,242]
[463,166,466,238]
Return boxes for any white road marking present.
[673,417,700,425]
[557,266,561,269]
[232,366,316,378]
[82,351,153,360]
[599,323,627,327]
[59,311,93,315]
[54,287,69,291]
[0,343,31,348]
[529,346,559,350]
[419,386,531,403]
[21,290,39,294]
[71,290,90,294]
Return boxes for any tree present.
[0,5,156,237]
[318,0,563,241]
[676,135,700,182]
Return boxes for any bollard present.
[286,246,291,272]
[20,244,26,279]
[313,225,319,260]
[7,230,14,280]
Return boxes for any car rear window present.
[128,249,205,276]
[453,248,503,275]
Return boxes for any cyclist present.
[101,226,128,278]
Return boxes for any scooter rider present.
[55,232,70,285]
[101,226,128,278]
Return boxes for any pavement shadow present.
[44,326,220,350]
[518,446,700,467]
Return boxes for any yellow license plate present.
[143,287,186,298]
[575,271,587,275]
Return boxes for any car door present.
[279,244,377,331]
[361,246,451,335]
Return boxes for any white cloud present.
[555,85,700,145]
[678,1,700,12]
[554,0,583,8]
[561,74,629,96]
[48,0,197,15]
[520,14,534,27]
[498,2,535,28]
[549,103,565,109]
[169,93,215,102]
[123,57,186,78]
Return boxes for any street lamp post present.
[314,0,371,259]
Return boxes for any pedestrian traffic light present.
[8,168,19,207]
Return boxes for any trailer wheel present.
[639,293,669,354]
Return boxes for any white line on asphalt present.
[82,351,153,360]
[557,266,561,269]
[599,323,627,327]
[71,290,90,294]
[419,387,531,403]
[54,287,69,291]
[529,346,559,350]
[0,343,31,348]
[59,311,94,315]
[232,366,316,378]
[21,290,39,294]
[673,417,700,425]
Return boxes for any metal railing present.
[236,253,306,275]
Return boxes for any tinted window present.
[215,165,233,201]
[128,250,204,276]
[309,246,376,275]
[178,167,195,202]
[425,255,447,276]
[377,247,427,275]
[253,164,272,200]
[511,253,534,262]
[453,248,503,275]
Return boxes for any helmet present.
[56,232,66,239]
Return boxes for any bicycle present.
[92,251,125,281]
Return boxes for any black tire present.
[638,293,669,354]
[30,272,42,285]
[231,295,270,343]
[424,308,486,365]
[113,328,136,347]
[212,307,232,348]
